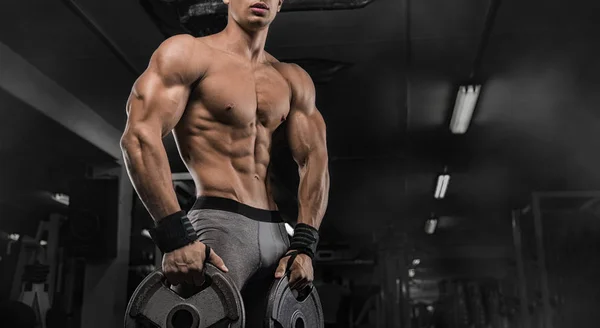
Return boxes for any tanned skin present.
[120,0,329,290]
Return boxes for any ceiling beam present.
[62,0,141,77]
[0,42,122,162]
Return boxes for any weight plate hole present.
[171,309,194,328]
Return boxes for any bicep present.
[287,107,327,166]
[284,64,327,165]
[126,69,190,138]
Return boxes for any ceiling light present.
[408,269,415,278]
[434,174,451,199]
[424,217,438,235]
[51,193,70,206]
[412,259,421,266]
[450,85,481,134]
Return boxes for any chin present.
[245,18,271,30]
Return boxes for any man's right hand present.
[162,241,228,286]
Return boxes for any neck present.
[222,16,269,61]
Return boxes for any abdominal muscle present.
[173,105,279,211]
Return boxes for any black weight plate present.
[125,263,245,328]
[265,276,324,328]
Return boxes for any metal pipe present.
[403,0,412,154]
[354,295,375,325]
[62,0,141,77]
[532,194,553,328]
[401,250,412,328]
[511,209,531,328]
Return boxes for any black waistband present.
[191,196,283,223]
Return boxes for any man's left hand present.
[275,251,314,290]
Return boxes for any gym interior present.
[1,0,600,327]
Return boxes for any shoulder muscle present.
[149,34,206,86]
[276,63,316,114]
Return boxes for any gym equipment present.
[125,263,245,328]
[6,214,64,328]
[265,276,324,328]
[19,261,52,323]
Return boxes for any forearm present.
[296,151,330,229]
[121,132,180,223]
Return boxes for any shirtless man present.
[120,0,329,325]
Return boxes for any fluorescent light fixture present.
[412,259,421,266]
[424,218,438,235]
[450,85,481,134]
[408,269,416,278]
[434,174,451,199]
[52,193,70,206]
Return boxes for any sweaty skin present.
[120,0,329,288]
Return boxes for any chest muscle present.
[196,63,290,129]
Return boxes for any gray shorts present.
[187,196,291,326]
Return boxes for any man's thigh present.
[188,209,261,290]
[242,220,290,326]
[188,209,290,326]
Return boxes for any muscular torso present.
[173,37,291,210]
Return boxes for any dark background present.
[1,0,600,327]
